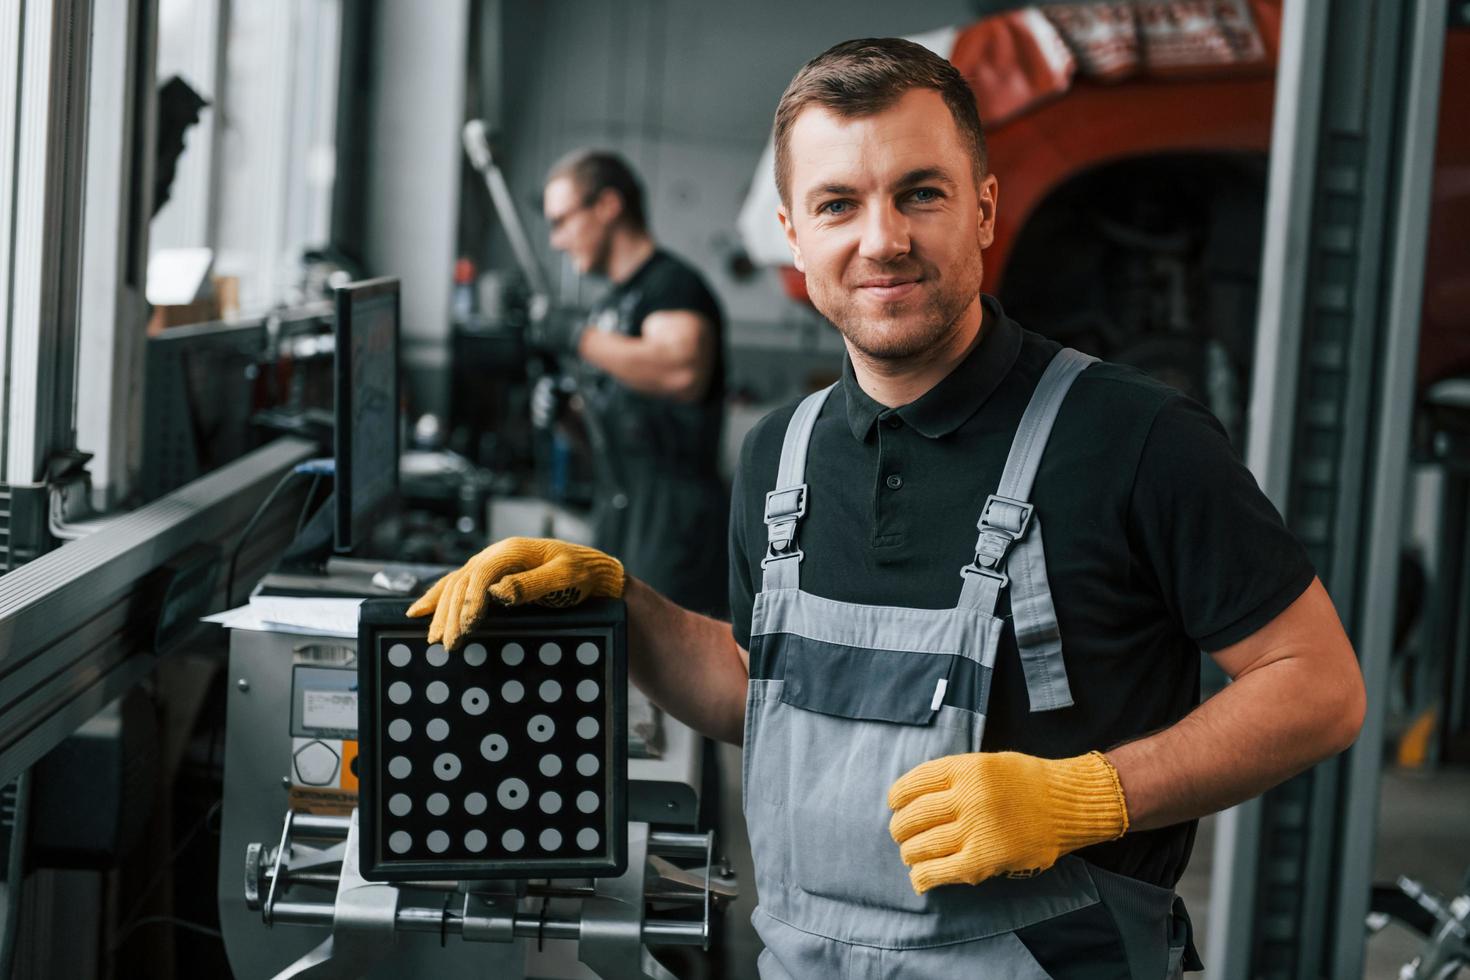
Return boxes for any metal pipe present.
[647,832,709,858]
[269,871,338,890]
[1329,4,1449,974]
[265,900,705,945]
[290,814,351,839]
[461,119,551,300]
[267,869,466,893]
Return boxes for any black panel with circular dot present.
[358,599,627,881]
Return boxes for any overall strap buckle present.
[959,494,1034,587]
[763,484,808,567]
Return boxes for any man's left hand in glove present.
[406,537,624,650]
[887,750,1129,894]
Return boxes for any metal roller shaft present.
[646,832,710,858]
[267,900,705,945]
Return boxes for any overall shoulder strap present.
[958,347,1096,711]
[760,384,836,592]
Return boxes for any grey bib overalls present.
[743,349,1193,978]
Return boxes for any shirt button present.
[884,415,903,429]
[886,474,903,490]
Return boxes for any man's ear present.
[976,173,999,251]
[594,187,623,225]
[777,206,804,273]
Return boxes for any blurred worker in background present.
[537,150,728,618]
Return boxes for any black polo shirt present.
[727,295,1315,889]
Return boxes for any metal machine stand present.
[243,810,729,979]
[1425,381,1470,764]
[218,621,731,978]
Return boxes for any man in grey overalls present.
[413,37,1367,978]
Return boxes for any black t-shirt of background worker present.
[580,249,725,478]
[580,248,729,616]
[728,297,1317,892]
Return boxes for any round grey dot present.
[480,734,507,762]
[387,643,411,668]
[465,829,487,853]
[388,793,412,817]
[426,830,450,853]
[539,679,562,703]
[461,687,489,715]
[463,642,487,667]
[538,642,562,666]
[539,754,562,777]
[497,778,529,810]
[501,680,524,704]
[501,642,524,666]
[576,791,599,814]
[576,753,600,777]
[539,828,563,851]
[426,718,450,742]
[539,791,563,814]
[426,792,450,816]
[576,641,599,665]
[426,681,450,705]
[433,753,462,781]
[388,756,412,779]
[576,679,599,702]
[528,715,555,743]
[576,717,599,739]
[577,828,600,851]
[388,831,412,854]
[388,719,412,742]
[502,829,525,852]
[388,682,412,705]
[426,644,449,667]
[464,792,487,815]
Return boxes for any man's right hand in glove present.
[406,537,624,649]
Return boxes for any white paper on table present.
[201,604,275,632]
[201,597,365,638]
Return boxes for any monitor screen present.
[141,319,268,501]
[334,277,400,554]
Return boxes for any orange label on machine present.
[339,739,359,791]
[289,735,360,817]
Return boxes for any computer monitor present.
[333,277,400,554]
[141,319,269,501]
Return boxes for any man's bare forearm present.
[624,577,749,745]
[1106,658,1358,830]
[1106,580,1365,831]
[579,328,706,401]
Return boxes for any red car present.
[739,1,1470,438]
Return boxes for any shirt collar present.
[842,295,1023,442]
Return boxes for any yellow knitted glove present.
[405,537,624,650]
[887,750,1129,894]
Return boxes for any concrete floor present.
[714,749,1470,978]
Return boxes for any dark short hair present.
[773,37,988,208]
[545,149,648,232]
